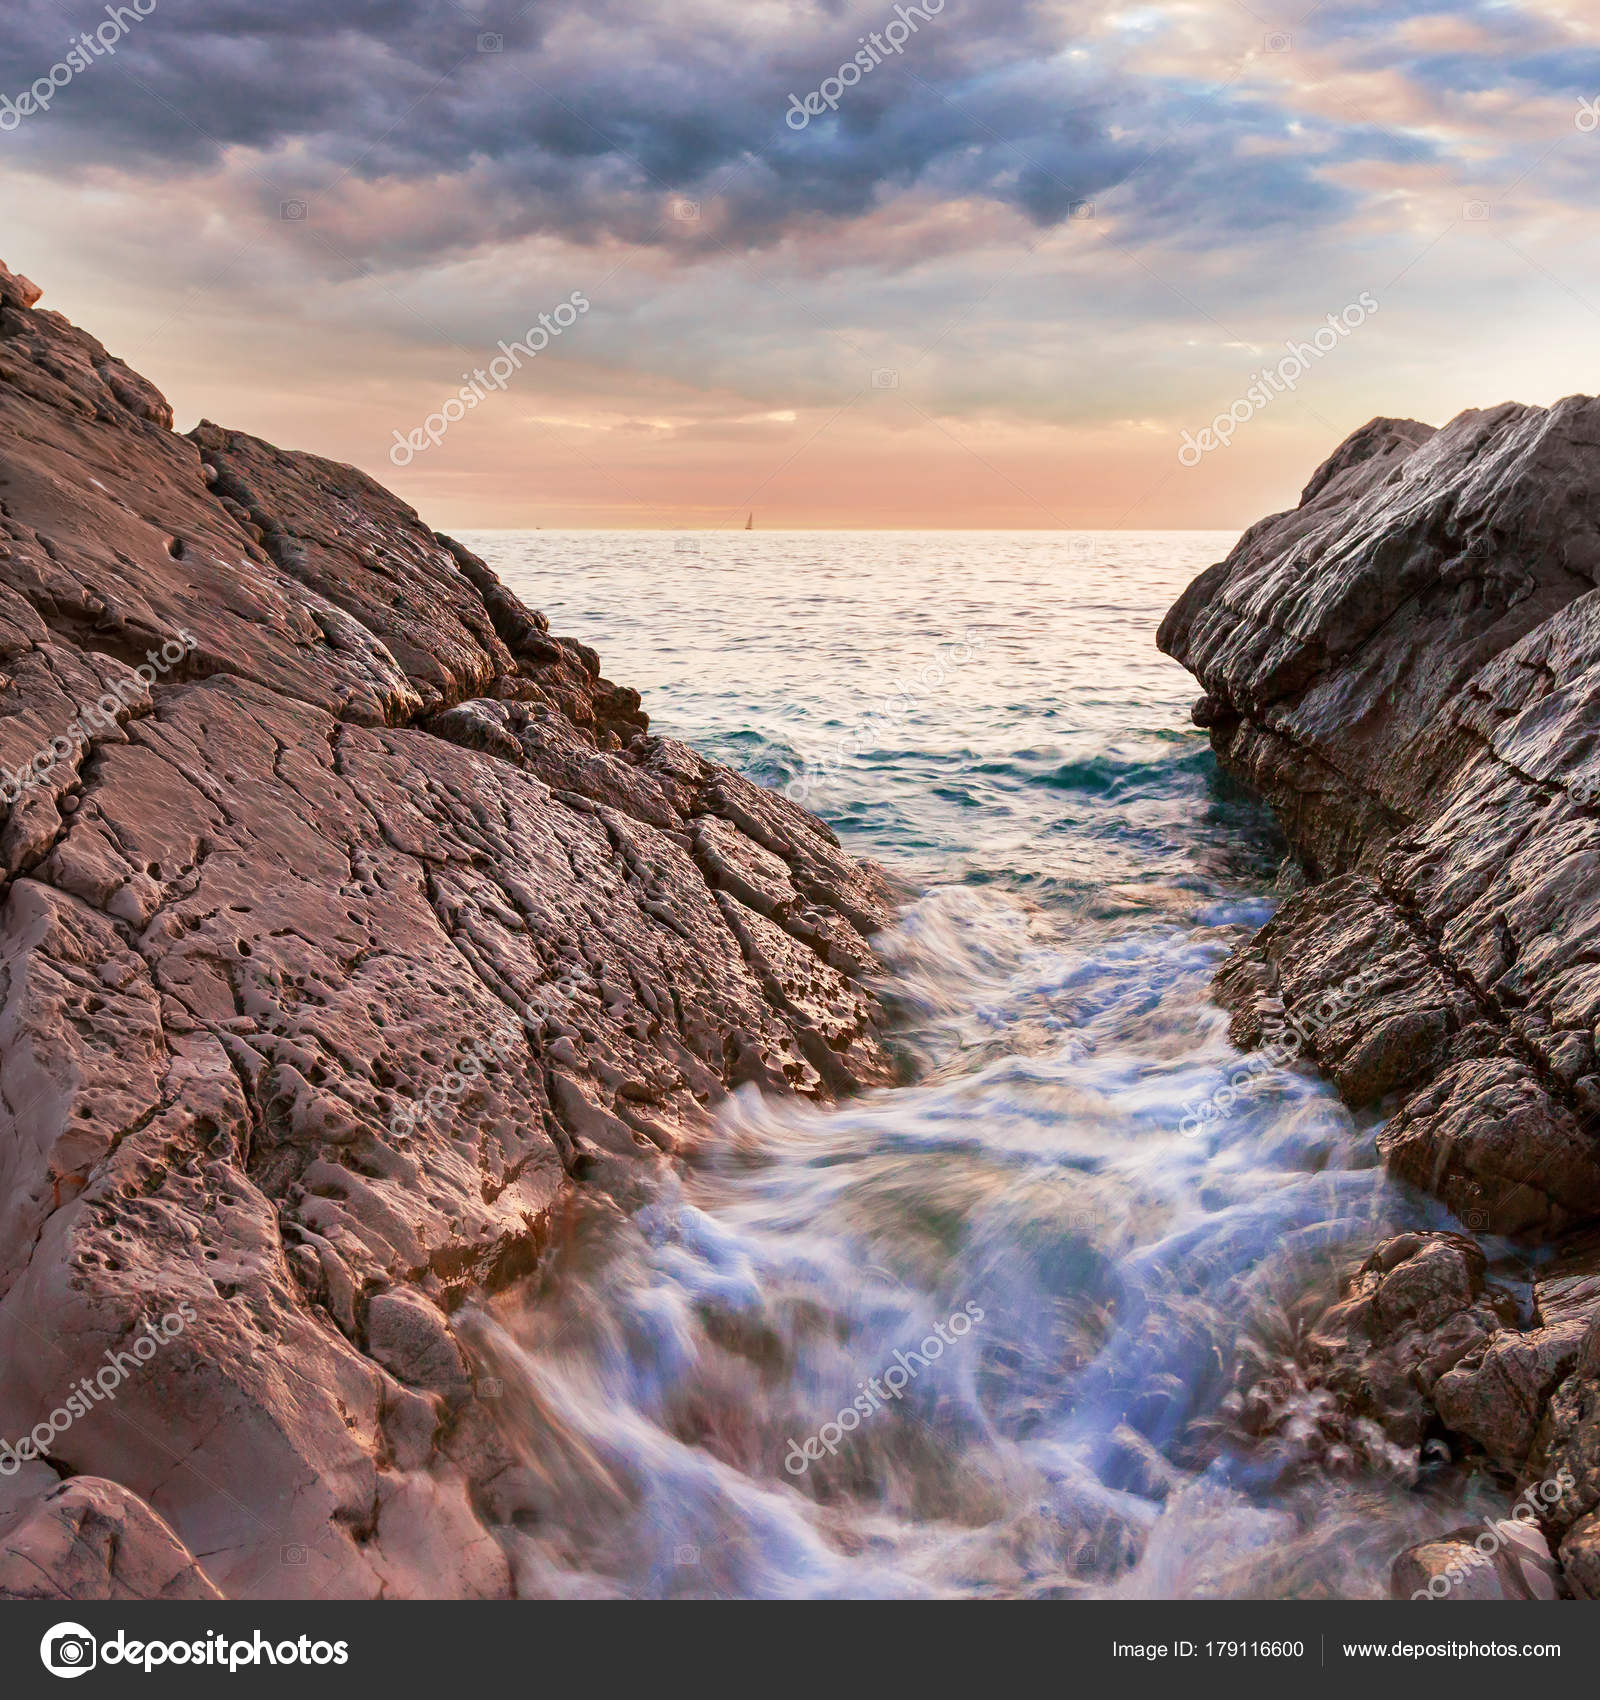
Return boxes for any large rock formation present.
[1160,399,1600,1593]
[0,261,895,1599]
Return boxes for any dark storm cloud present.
[0,0,1401,255]
[0,0,1582,268]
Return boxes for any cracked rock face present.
[1162,407,1600,1216]
[1161,400,1600,1595]
[0,261,895,1599]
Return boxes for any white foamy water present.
[447,531,1507,1597]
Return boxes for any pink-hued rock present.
[1391,1518,1561,1601]
[1161,402,1600,1597]
[1232,1232,1518,1470]
[0,1475,222,1600]
[0,259,896,1599]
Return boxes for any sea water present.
[449,529,1500,1599]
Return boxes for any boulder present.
[1391,1519,1560,1601]
[1237,1233,1517,1462]
[1162,402,1600,1241]
[0,1476,221,1600]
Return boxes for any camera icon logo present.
[673,200,700,222]
[477,1376,505,1399]
[674,1544,701,1566]
[1463,200,1491,221]
[871,368,899,389]
[280,199,307,221]
[1068,199,1094,219]
[1264,31,1291,52]
[1577,96,1599,134]
[40,1623,97,1678]
[281,1543,309,1566]
[478,32,503,53]
[674,537,701,554]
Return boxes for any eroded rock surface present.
[1164,405,1600,1225]
[1162,400,1600,1596]
[0,261,895,1598]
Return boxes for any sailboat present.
[745,512,753,530]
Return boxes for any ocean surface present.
[452,529,1499,1599]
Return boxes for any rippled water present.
[452,530,1496,1599]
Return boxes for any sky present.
[4,0,1600,529]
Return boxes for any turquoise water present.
[451,530,1483,1599]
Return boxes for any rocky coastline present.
[5,249,1591,1603]
[0,261,896,1599]
[1160,400,1600,1598]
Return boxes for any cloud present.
[2,0,1555,269]
[5,0,1599,528]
